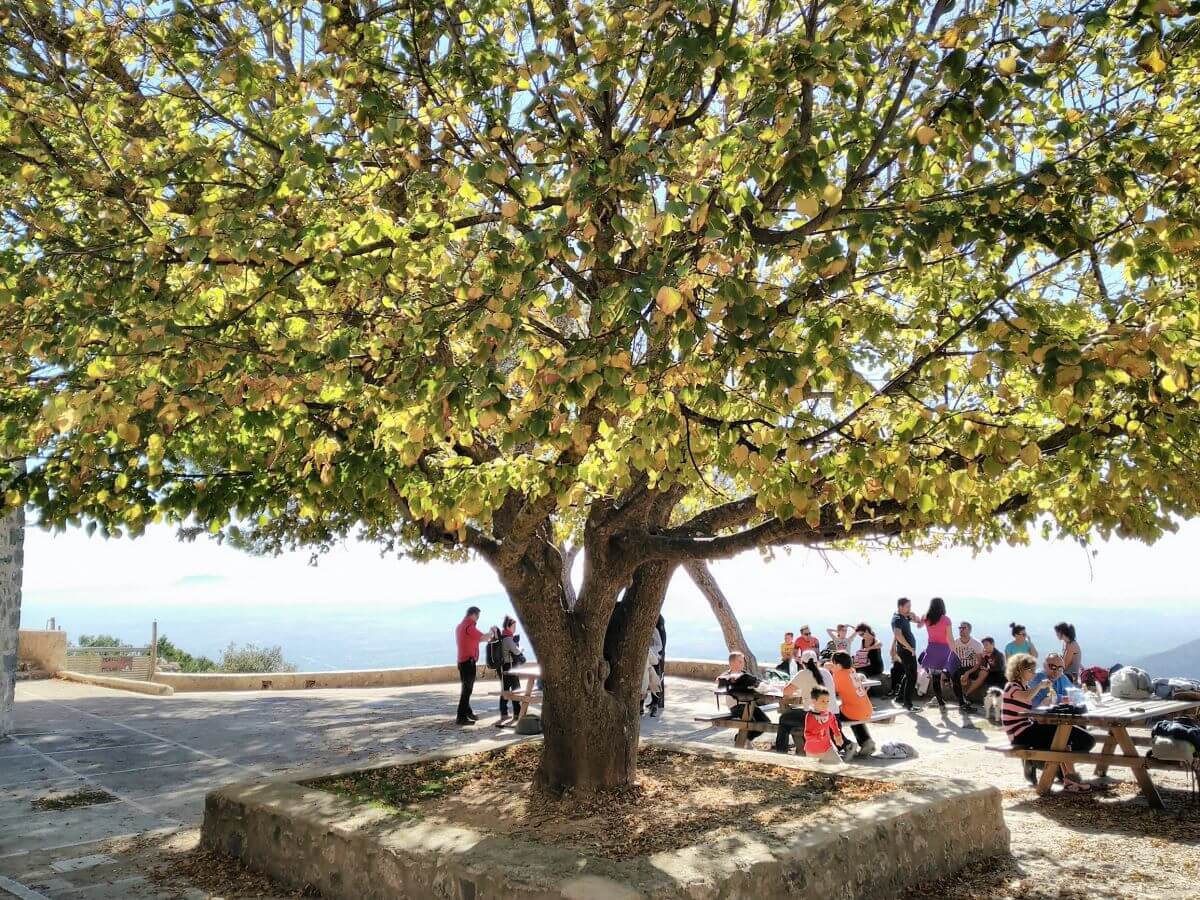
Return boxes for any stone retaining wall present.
[155,658,724,692]
[202,741,1009,899]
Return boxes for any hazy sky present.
[21,516,1200,617]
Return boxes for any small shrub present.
[76,634,124,648]
[219,642,296,673]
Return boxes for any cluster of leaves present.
[1,0,1199,573]
[76,633,125,648]
[156,633,218,672]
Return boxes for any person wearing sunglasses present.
[1029,654,1073,707]
[794,626,820,656]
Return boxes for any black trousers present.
[1012,723,1095,753]
[897,647,918,707]
[457,660,476,721]
[837,713,871,745]
[775,708,808,753]
[652,659,665,709]
[499,669,521,716]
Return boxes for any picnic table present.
[997,697,1200,808]
[499,664,541,725]
[697,678,887,749]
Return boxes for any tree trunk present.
[499,539,672,794]
[1,473,24,740]
[683,560,760,675]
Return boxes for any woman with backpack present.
[495,616,525,727]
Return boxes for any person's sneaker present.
[649,705,660,718]
[842,741,859,762]
[859,739,876,758]
[1022,759,1039,784]
[456,717,474,726]
[494,717,510,728]
[467,712,478,722]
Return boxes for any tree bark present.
[494,528,673,793]
[683,560,760,675]
[1,467,25,740]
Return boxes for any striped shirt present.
[1001,681,1034,740]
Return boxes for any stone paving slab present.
[0,802,173,857]
[2,674,1194,898]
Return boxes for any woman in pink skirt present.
[918,597,958,711]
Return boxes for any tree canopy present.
[3,0,1200,574]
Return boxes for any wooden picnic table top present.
[1027,697,1200,727]
[507,664,541,678]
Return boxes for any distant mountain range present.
[1132,638,1200,679]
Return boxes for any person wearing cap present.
[775,650,838,753]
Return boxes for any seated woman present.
[852,623,884,677]
[775,652,837,753]
[831,652,875,757]
[1003,653,1094,792]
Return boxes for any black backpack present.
[485,632,504,671]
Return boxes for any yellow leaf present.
[1139,49,1167,75]
[1020,443,1041,467]
[655,285,684,314]
[939,28,960,49]
[997,55,1019,76]
[281,249,306,265]
[795,195,820,217]
[822,184,842,205]
[969,352,990,379]
[819,258,848,278]
[500,200,519,219]
[731,444,749,465]
[915,125,937,146]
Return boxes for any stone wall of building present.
[0,498,25,739]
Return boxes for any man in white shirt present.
[951,621,984,711]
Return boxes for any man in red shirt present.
[455,606,495,725]
[794,627,820,655]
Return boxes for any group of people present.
[778,598,1085,716]
[721,648,877,761]
[454,606,527,727]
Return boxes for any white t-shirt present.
[787,666,839,714]
[952,637,984,667]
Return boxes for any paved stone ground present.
[1,677,1197,898]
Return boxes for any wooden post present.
[149,620,158,681]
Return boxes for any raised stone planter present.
[201,741,1009,899]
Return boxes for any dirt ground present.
[306,742,894,860]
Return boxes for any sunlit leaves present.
[0,0,1198,561]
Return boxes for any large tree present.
[3,0,1200,791]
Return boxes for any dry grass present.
[307,743,895,860]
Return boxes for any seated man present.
[1030,653,1073,706]
[961,637,1006,703]
[716,651,769,744]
